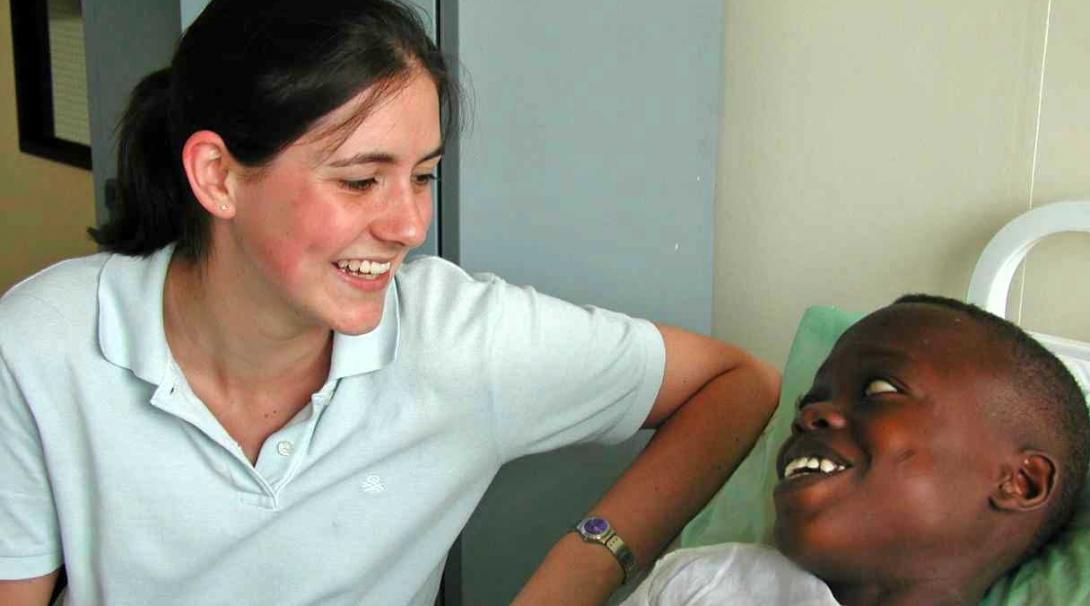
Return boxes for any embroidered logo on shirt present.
[362,475,385,494]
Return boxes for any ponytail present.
[88,68,206,259]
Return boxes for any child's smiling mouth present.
[776,439,856,488]
[775,457,854,495]
[782,456,849,479]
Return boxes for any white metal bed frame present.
[967,200,1090,390]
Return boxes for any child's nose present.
[793,401,848,433]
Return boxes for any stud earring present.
[219,203,229,212]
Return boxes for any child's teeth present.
[784,456,847,479]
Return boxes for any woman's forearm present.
[514,347,780,604]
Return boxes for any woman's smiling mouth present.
[334,258,392,280]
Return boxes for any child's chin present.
[773,517,843,577]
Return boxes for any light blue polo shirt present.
[0,245,665,605]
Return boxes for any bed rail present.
[967,200,1090,389]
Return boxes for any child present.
[624,294,1090,605]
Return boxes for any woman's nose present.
[374,181,432,248]
[793,401,848,433]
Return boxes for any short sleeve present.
[485,280,666,462]
[0,352,63,579]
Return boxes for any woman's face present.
[221,72,441,336]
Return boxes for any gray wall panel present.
[85,1,180,225]
[453,1,723,604]
[455,1,721,332]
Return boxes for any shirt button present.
[276,441,295,456]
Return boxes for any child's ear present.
[990,450,1057,512]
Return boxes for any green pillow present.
[679,305,1090,604]
[980,490,1090,604]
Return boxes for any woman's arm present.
[513,324,780,605]
[0,570,60,606]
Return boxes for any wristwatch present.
[572,516,637,584]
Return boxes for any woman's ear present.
[990,450,1057,512]
[182,130,236,219]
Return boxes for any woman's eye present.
[341,178,377,192]
[863,379,899,396]
[412,173,438,186]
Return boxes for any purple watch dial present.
[582,517,609,535]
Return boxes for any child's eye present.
[863,379,899,396]
[341,178,377,192]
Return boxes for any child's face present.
[773,304,1016,584]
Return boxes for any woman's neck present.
[163,252,332,391]
[164,252,334,463]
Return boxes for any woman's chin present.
[331,314,384,335]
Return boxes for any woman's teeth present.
[335,259,392,280]
[783,456,847,479]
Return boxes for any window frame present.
[10,0,92,170]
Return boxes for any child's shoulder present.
[623,543,839,606]
[654,542,788,578]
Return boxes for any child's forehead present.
[842,304,978,349]
[827,304,1000,375]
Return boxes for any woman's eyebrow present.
[326,145,444,168]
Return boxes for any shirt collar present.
[97,244,175,385]
[98,243,400,385]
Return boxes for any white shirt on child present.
[623,543,841,606]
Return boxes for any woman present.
[0,1,778,604]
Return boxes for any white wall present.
[1019,1,1090,342]
[713,0,1090,366]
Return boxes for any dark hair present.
[892,294,1090,558]
[89,0,459,260]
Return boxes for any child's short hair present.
[893,293,1090,557]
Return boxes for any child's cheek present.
[872,426,953,532]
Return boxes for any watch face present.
[581,517,610,536]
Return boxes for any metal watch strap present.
[572,517,638,584]
[602,533,636,582]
